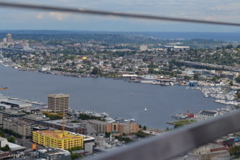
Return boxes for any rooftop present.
[34,130,83,139]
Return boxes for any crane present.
[62,109,66,132]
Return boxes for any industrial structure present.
[48,94,69,113]
[32,130,84,149]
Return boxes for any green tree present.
[148,68,154,74]
[71,153,81,159]
[226,44,233,49]
[0,131,5,138]
[212,75,220,82]
[184,76,192,81]
[229,81,233,86]
[91,67,100,75]
[0,144,10,151]
[193,73,199,81]
[235,76,240,83]
[126,68,133,71]
[169,63,173,71]
[229,146,240,158]
[174,123,184,129]
[143,126,147,130]
[105,132,111,138]
[236,90,240,99]
[7,136,15,143]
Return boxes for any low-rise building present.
[36,148,71,160]
[88,120,108,133]
[88,120,140,134]
[0,100,32,108]
[3,118,32,138]
[0,109,26,124]
[0,137,7,148]
[41,119,87,134]
[106,122,140,134]
[32,130,84,150]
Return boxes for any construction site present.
[32,130,84,150]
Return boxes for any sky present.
[1,0,240,32]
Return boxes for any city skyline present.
[1,0,240,32]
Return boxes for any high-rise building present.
[48,94,69,113]
[6,33,12,43]
[140,45,147,51]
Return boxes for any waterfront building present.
[48,94,69,113]
[6,34,12,43]
[106,122,140,134]
[32,130,84,149]
[88,120,108,133]
[3,118,32,138]
[88,120,140,134]
[199,110,218,117]
[38,66,51,72]
[0,99,32,108]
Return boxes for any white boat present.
[144,108,147,111]
[151,81,161,85]
[140,80,154,84]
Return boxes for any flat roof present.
[34,130,83,140]
[8,142,26,151]
[24,114,50,121]
[0,99,32,108]
[0,109,25,116]
[44,120,85,129]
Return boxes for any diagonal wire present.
[0,1,240,27]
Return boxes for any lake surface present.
[0,65,226,129]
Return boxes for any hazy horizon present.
[1,1,240,32]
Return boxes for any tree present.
[226,44,233,49]
[148,68,154,74]
[184,76,192,81]
[212,75,220,82]
[174,123,184,129]
[229,81,233,86]
[7,136,15,143]
[105,132,111,138]
[91,67,100,75]
[71,153,81,159]
[236,90,240,99]
[126,68,133,71]
[143,126,147,130]
[193,73,199,81]
[0,145,10,151]
[168,63,173,71]
[229,146,240,158]
[235,76,240,83]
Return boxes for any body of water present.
[0,65,226,129]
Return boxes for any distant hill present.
[0,30,240,41]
